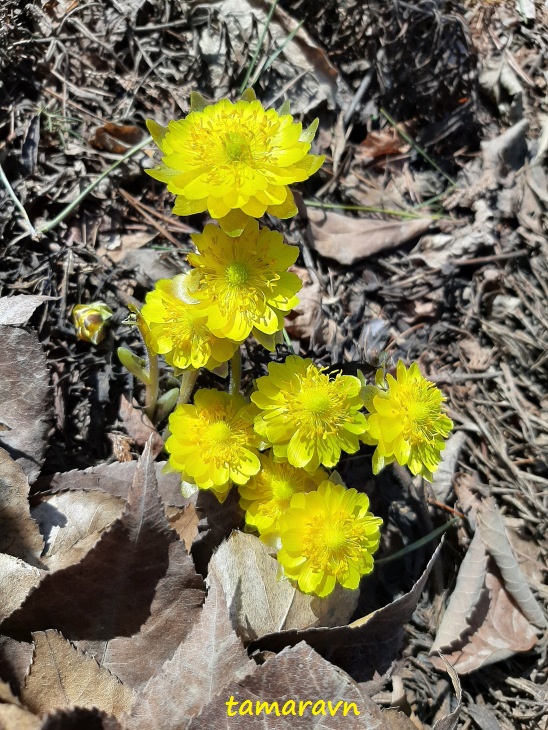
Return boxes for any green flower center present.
[271,478,294,503]
[303,388,332,416]
[323,524,347,551]
[225,262,249,287]
[223,132,252,163]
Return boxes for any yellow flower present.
[165,388,261,500]
[140,273,239,370]
[238,453,327,541]
[146,90,324,235]
[361,360,453,481]
[187,219,301,342]
[73,301,113,345]
[251,356,368,472]
[277,481,382,597]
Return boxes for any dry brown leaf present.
[251,541,443,682]
[167,504,200,550]
[97,231,157,265]
[477,498,546,628]
[90,122,147,154]
[0,328,52,481]
[36,459,187,508]
[358,128,411,162]
[119,396,164,457]
[128,572,253,730]
[1,441,177,642]
[187,641,393,730]
[31,491,125,572]
[21,630,133,716]
[430,432,467,504]
[0,449,44,565]
[432,655,462,730]
[80,540,205,691]
[431,531,488,653]
[0,555,44,623]
[209,531,359,642]
[0,295,57,326]
[307,208,431,264]
[432,562,539,674]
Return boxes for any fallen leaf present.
[477,498,546,628]
[307,208,431,264]
[0,688,41,730]
[167,504,200,550]
[0,295,57,326]
[1,441,177,641]
[209,531,359,642]
[432,655,462,730]
[35,460,187,508]
[480,54,523,122]
[31,491,126,571]
[251,541,443,682]
[128,572,254,730]
[284,266,326,343]
[0,327,52,481]
[79,540,205,691]
[187,642,395,730]
[358,128,411,162]
[410,220,497,270]
[119,395,164,457]
[21,630,133,716]
[0,449,44,565]
[97,231,157,265]
[90,122,147,154]
[430,432,467,504]
[0,555,44,623]
[431,532,488,653]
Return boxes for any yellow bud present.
[73,301,113,345]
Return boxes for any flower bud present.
[73,301,113,345]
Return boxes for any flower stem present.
[229,348,242,397]
[144,353,159,422]
[178,368,199,406]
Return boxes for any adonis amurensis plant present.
[81,89,453,598]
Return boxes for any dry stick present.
[37,136,152,235]
[0,163,38,237]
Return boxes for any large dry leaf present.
[432,519,541,674]
[432,561,539,674]
[209,531,359,642]
[0,555,44,623]
[0,327,52,481]
[476,498,546,628]
[128,573,253,730]
[251,542,443,682]
[431,531,488,652]
[432,655,462,730]
[167,503,200,550]
[1,442,177,641]
[31,491,125,571]
[21,630,133,716]
[187,641,398,730]
[307,208,431,264]
[0,449,44,565]
[36,460,186,508]
[0,295,57,326]
[80,540,206,690]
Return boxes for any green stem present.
[177,368,199,406]
[37,136,152,234]
[375,517,460,566]
[0,162,37,237]
[304,199,445,221]
[229,348,242,397]
[144,353,159,422]
[239,0,279,93]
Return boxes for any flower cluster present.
[117,91,454,598]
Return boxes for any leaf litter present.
[1,0,547,727]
